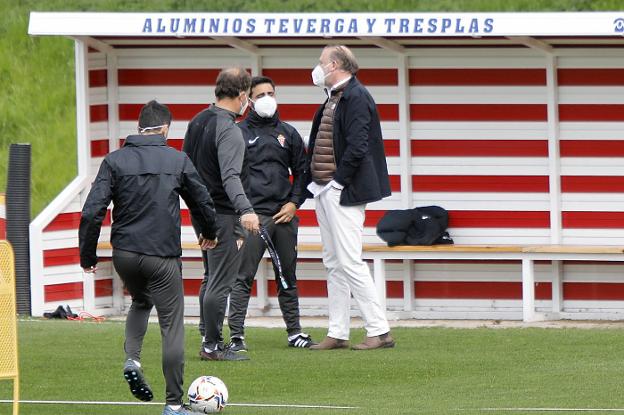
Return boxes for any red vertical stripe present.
[119,103,399,122]
[560,140,624,157]
[90,105,108,122]
[268,280,328,297]
[45,282,83,302]
[383,139,400,157]
[449,211,550,228]
[561,176,624,193]
[95,279,113,297]
[414,281,551,300]
[558,69,624,86]
[90,139,109,157]
[562,212,624,229]
[119,103,205,121]
[89,69,107,88]
[409,68,546,86]
[559,104,624,121]
[183,279,202,296]
[118,69,221,86]
[297,209,391,228]
[564,282,624,300]
[166,139,184,151]
[410,104,547,121]
[411,140,548,157]
[43,248,81,267]
[45,211,111,232]
[412,175,549,192]
[261,68,398,86]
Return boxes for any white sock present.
[201,336,205,343]
[132,359,141,368]
[203,346,213,353]
[169,404,181,410]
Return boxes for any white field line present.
[0,399,358,410]
[480,408,624,412]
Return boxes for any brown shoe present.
[351,332,395,350]
[309,336,349,350]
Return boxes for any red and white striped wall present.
[27,38,624,320]
[0,194,5,240]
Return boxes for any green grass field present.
[1,319,624,414]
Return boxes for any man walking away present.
[79,100,218,415]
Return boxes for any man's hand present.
[273,202,297,224]
[240,212,260,234]
[83,265,97,274]
[199,234,218,250]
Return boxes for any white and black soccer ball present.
[187,375,228,413]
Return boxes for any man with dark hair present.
[226,76,316,355]
[79,100,218,415]
[183,67,260,361]
[306,45,395,351]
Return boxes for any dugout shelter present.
[26,11,624,320]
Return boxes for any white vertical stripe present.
[251,52,262,76]
[107,51,120,154]
[397,53,412,208]
[76,40,90,184]
[546,53,562,244]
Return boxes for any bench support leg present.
[403,259,414,312]
[551,260,564,314]
[373,258,387,314]
[83,269,95,314]
[522,258,537,322]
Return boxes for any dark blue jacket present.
[304,76,391,206]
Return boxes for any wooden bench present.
[97,242,624,322]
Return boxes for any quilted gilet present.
[310,90,343,184]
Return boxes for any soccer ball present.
[187,376,228,413]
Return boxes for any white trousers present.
[315,186,390,340]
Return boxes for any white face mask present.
[311,63,331,88]
[252,95,277,118]
[238,94,249,116]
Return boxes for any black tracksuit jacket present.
[79,134,217,268]
[237,110,307,215]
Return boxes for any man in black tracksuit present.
[183,67,260,362]
[79,100,218,415]
[227,76,316,353]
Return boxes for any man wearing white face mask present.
[305,45,394,351]
[226,76,316,354]
[183,67,260,361]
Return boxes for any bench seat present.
[96,242,624,322]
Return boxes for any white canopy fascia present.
[28,11,624,38]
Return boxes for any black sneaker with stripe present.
[226,337,248,353]
[123,359,153,402]
[288,333,317,348]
